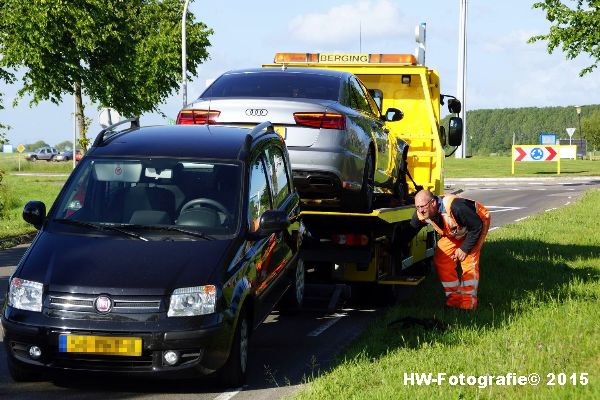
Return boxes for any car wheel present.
[343,150,374,212]
[218,311,249,387]
[7,353,42,382]
[280,258,305,313]
[30,156,37,162]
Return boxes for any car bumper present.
[288,147,363,199]
[2,310,231,377]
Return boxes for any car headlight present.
[168,285,216,317]
[8,278,43,312]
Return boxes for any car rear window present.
[202,72,340,101]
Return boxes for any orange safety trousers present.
[431,197,491,310]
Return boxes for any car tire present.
[343,150,374,213]
[280,258,305,314]
[7,354,42,382]
[30,156,37,162]
[47,156,54,162]
[218,311,249,388]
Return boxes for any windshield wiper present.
[113,224,217,241]
[53,218,149,241]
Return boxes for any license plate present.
[240,125,286,139]
[59,335,142,356]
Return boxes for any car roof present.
[221,67,350,78]
[88,124,267,161]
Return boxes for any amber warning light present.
[274,53,417,65]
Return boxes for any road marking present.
[489,227,500,232]
[486,206,524,213]
[565,201,571,206]
[214,389,242,400]
[307,313,346,337]
[515,216,529,222]
[545,207,557,212]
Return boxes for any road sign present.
[512,145,560,175]
[566,128,575,137]
[16,144,25,153]
[540,133,557,145]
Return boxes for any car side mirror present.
[384,108,403,122]
[448,117,463,147]
[259,210,290,234]
[23,201,46,230]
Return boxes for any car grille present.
[47,293,163,314]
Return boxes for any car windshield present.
[202,72,340,101]
[52,158,242,237]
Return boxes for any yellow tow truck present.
[263,49,463,303]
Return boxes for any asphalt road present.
[1,177,599,399]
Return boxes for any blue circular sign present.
[530,147,544,160]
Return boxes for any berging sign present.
[512,145,561,175]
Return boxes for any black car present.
[2,120,305,386]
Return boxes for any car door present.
[246,152,277,322]
[261,143,297,301]
[352,77,390,187]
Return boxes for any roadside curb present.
[446,176,600,183]
[0,233,35,250]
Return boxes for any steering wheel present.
[179,198,230,221]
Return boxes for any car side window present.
[264,145,291,208]
[360,81,381,116]
[247,156,272,232]
[349,77,372,115]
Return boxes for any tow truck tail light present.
[293,113,346,130]
[332,234,369,246]
[176,110,221,125]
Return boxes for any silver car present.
[177,68,403,212]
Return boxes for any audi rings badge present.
[245,109,268,117]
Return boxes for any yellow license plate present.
[240,125,286,139]
[59,335,142,356]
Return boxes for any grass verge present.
[294,190,600,400]
[445,156,600,178]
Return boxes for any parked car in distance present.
[2,120,305,386]
[177,67,404,212]
[55,149,81,162]
[24,147,59,162]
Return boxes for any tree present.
[25,140,50,151]
[529,1,600,76]
[0,0,212,150]
[56,141,76,152]
[582,110,600,150]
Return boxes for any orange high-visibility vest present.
[418,195,489,241]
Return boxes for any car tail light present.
[332,234,369,246]
[293,112,346,130]
[176,109,221,125]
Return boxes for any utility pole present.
[455,0,468,158]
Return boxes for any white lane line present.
[214,389,242,400]
[515,216,529,222]
[307,313,346,337]
[489,227,500,232]
[565,201,571,206]
[568,196,572,199]
[486,206,524,213]
[545,207,558,212]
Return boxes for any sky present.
[1,0,599,147]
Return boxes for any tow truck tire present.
[280,259,305,314]
[7,353,42,382]
[218,311,249,388]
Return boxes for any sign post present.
[566,128,575,145]
[16,144,25,172]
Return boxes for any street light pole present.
[181,0,191,107]
[576,106,582,158]
[455,0,468,159]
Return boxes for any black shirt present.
[407,196,483,253]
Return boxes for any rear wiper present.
[113,224,216,241]
[53,218,149,241]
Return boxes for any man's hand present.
[453,248,467,262]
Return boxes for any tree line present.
[443,104,600,155]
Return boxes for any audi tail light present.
[176,109,221,125]
[293,112,346,130]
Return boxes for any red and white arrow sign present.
[513,145,559,162]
